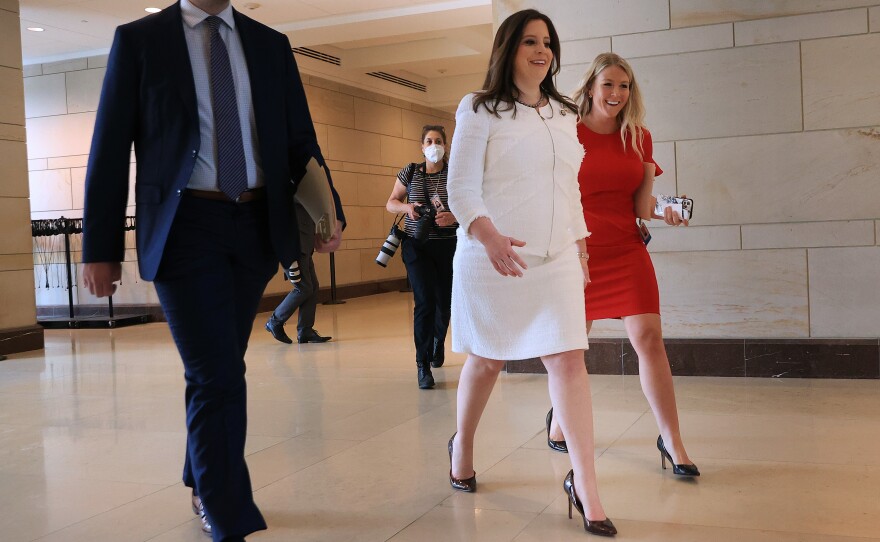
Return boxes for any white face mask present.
[423,144,445,164]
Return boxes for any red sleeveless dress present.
[577,123,663,320]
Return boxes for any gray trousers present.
[269,251,318,336]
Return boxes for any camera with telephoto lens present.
[412,203,437,242]
[375,225,403,267]
[285,260,302,284]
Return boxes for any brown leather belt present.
[185,187,266,203]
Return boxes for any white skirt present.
[451,238,589,360]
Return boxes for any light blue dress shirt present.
[180,0,264,190]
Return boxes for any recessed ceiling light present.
[27,27,44,32]
[145,7,161,13]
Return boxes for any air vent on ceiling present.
[291,47,341,66]
[366,72,426,92]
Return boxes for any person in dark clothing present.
[81,1,344,539]
[386,125,457,389]
[265,202,333,344]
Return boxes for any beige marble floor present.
[2,292,879,541]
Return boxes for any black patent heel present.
[657,435,700,476]
[448,432,477,492]
[563,470,616,537]
[545,407,568,453]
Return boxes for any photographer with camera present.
[386,125,457,389]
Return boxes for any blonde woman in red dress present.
[546,53,699,477]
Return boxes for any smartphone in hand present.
[655,195,693,221]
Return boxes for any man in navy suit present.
[81,1,344,540]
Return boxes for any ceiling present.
[18,0,494,109]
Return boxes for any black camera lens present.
[412,204,436,242]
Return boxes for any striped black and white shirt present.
[397,162,456,239]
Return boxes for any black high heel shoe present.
[448,433,477,492]
[657,435,700,476]
[546,408,568,453]
[563,470,617,537]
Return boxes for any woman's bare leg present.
[624,313,692,464]
[548,322,592,442]
[543,349,607,521]
[451,354,505,479]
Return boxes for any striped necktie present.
[206,16,247,201]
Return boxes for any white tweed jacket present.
[447,93,589,259]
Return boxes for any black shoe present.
[417,361,435,389]
[431,338,445,368]
[657,435,700,476]
[298,329,331,343]
[546,407,568,453]
[191,491,212,537]
[563,470,617,537]
[448,432,477,492]
[265,319,292,344]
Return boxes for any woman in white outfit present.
[446,9,615,537]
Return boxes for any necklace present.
[514,92,545,108]
[422,163,443,198]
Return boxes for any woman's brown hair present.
[420,124,447,145]
[472,9,576,117]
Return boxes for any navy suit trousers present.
[154,194,276,541]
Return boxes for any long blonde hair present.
[572,53,647,159]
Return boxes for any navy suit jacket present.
[82,2,343,281]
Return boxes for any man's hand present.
[83,262,122,297]
[315,221,343,253]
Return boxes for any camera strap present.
[404,162,433,205]
[386,212,406,239]
[408,162,419,187]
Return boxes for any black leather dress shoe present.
[430,338,444,368]
[298,329,331,343]
[417,361,435,389]
[265,319,293,344]
[191,491,212,537]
